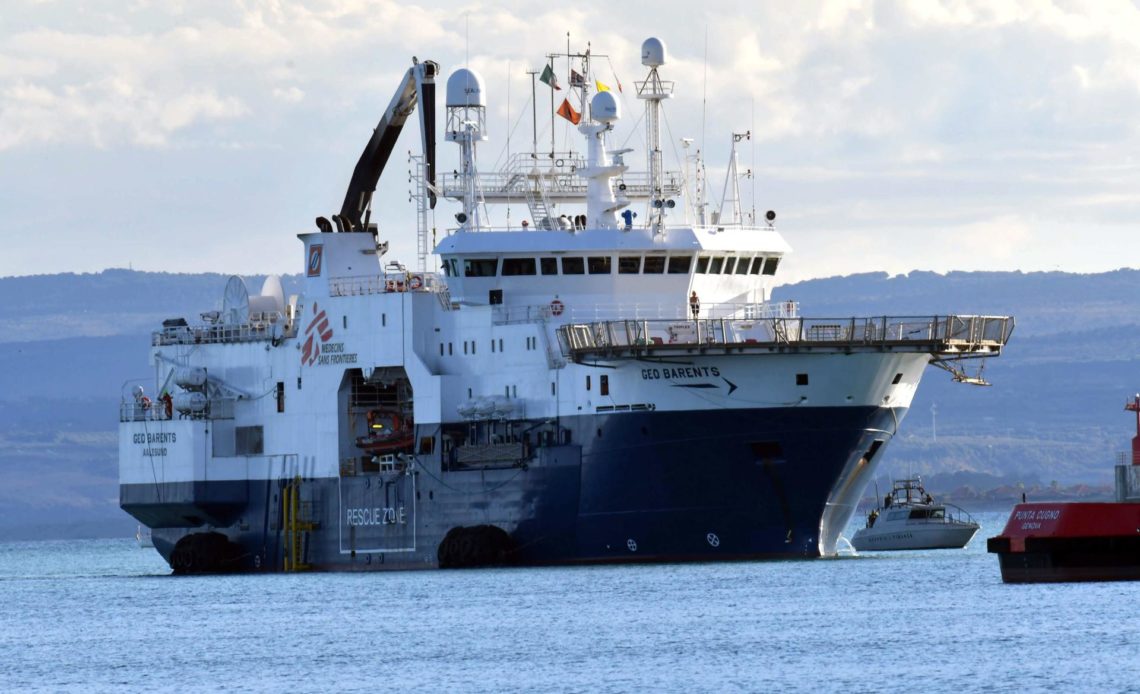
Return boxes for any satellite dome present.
[446,68,486,108]
[641,37,666,67]
[591,91,620,123]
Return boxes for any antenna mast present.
[445,68,488,231]
[717,131,751,226]
[636,38,673,233]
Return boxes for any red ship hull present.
[987,502,1140,583]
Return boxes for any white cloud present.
[1,0,1140,279]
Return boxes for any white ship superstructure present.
[119,39,1013,573]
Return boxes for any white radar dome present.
[641,37,666,67]
[446,68,486,108]
[591,91,620,123]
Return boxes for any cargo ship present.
[119,38,1013,573]
[987,395,1140,583]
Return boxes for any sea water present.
[2,511,1139,693]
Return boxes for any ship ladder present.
[524,171,554,229]
[282,476,318,572]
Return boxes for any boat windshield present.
[908,508,945,520]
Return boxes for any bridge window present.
[762,257,780,275]
[723,258,737,274]
[709,257,724,274]
[618,256,641,274]
[540,257,558,275]
[502,258,537,275]
[749,257,763,274]
[588,256,612,274]
[562,257,585,274]
[735,257,750,274]
[643,256,666,274]
[696,257,710,273]
[667,256,692,274]
[464,258,498,277]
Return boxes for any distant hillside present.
[0,269,303,343]
[0,267,1138,539]
[772,269,1140,338]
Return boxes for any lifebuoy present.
[550,299,564,316]
[409,275,423,290]
[555,158,565,167]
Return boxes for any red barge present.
[987,395,1140,583]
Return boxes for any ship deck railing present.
[493,300,800,325]
[151,321,295,347]
[119,399,234,423]
[439,150,683,202]
[556,314,1014,360]
[328,271,447,298]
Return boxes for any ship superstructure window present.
[735,257,750,274]
[749,257,763,274]
[643,256,666,274]
[588,256,612,274]
[667,256,692,274]
[540,258,558,275]
[562,257,585,274]
[696,257,710,273]
[762,257,780,275]
[709,257,724,274]
[600,375,609,396]
[235,426,264,455]
[464,258,498,277]
[796,373,809,386]
[618,256,641,274]
[502,258,537,276]
[276,382,285,413]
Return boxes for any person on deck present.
[689,291,700,320]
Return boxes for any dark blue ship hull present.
[123,405,902,572]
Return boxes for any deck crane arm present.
[337,57,438,231]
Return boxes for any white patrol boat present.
[852,478,980,551]
[119,38,1012,573]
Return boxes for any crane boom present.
[338,58,438,231]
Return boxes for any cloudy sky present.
[2,0,1139,283]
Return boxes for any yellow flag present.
[595,79,611,93]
